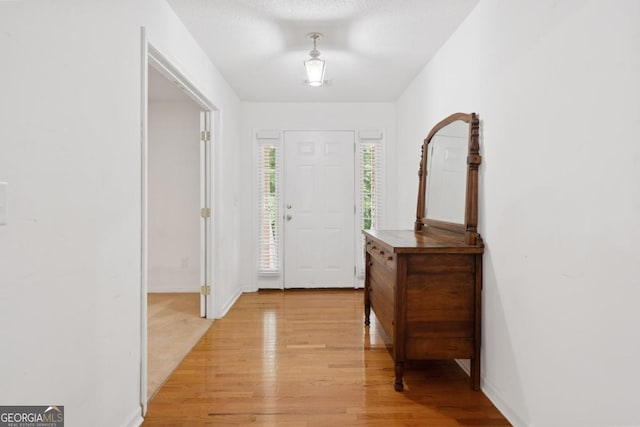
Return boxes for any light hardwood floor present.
[147,293,214,399]
[143,289,510,426]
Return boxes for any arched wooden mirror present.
[415,112,481,245]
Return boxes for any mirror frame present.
[415,112,481,245]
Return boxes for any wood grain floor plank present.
[143,289,510,426]
[147,293,213,399]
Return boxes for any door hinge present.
[200,130,211,142]
[200,207,211,218]
[200,285,211,296]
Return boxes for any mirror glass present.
[424,120,469,224]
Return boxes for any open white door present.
[199,111,211,317]
[283,131,355,288]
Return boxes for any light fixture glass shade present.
[304,57,325,87]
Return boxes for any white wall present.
[239,102,397,289]
[148,100,201,293]
[396,1,640,426]
[0,1,241,426]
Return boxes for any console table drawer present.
[366,238,396,270]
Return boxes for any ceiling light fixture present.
[304,32,326,87]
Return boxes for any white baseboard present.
[454,359,523,426]
[455,358,471,375]
[124,405,144,427]
[255,283,284,290]
[481,377,527,427]
[256,275,284,289]
[480,376,527,427]
[147,286,200,293]
[217,288,243,319]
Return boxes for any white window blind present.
[256,132,281,275]
[356,131,385,280]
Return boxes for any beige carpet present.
[147,293,214,400]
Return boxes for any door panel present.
[284,131,355,288]
[199,111,211,318]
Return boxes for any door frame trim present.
[140,27,217,414]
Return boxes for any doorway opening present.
[141,34,216,412]
[146,64,213,401]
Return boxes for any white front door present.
[283,131,355,288]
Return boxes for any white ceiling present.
[167,0,479,102]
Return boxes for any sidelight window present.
[257,138,281,275]
[357,133,385,279]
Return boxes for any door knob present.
[287,204,292,209]
[286,214,293,221]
